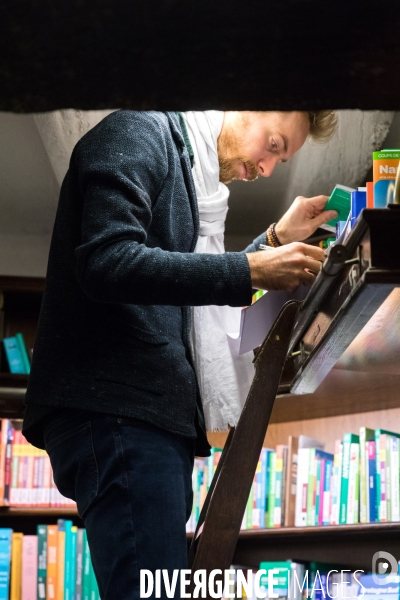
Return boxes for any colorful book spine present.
[71,527,78,600]
[306,449,317,526]
[359,427,374,523]
[267,452,276,528]
[322,459,332,526]
[47,525,58,600]
[367,441,377,522]
[76,529,84,600]
[57,519,66,600]
[347,441,360,524]
[21,535,38,600]
[37,525,47,600]
[3,337,26,374]
[64,520,73,600]
[10,532,22,600]
[295,448,310,527]
[339,434,359,524]
[15,333,31,375]
[390,436,400,522]
[317,459,324,526]
[0,529,12,600]
[82,530,91,600]
[380,434,387,522]
[252,452,263,528]
[0,421,9,506]
[274,445,286,528]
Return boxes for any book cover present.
[3,337,25,374]
[0,529,12,600]
[325,184,354,227]
[390,436,400,522]
[267,452,276,528]
[284,436,299,527]
[37,525,47,600]
[359,427,375,523]
[21,535,38,600]
[57,519,66,600]
[75,529,84,600]
[347,441,360,524]
[339,434,359,525]
[14,333,30,375]
[10,532,22,600]
[82,530,91,600]
[47,525,57,600]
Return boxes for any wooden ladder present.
[188,300,299,594]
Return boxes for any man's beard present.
[217,116,258,184]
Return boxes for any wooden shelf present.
[188,523,400,570]
[0,507,77,516]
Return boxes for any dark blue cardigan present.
[23,111,264,456]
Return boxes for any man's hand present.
[274,195,338,245]
[246,243,325,292]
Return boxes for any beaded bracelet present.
[266,223,282,248]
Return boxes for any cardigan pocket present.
[95,315,170,395]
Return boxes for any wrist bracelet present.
[266,223,282,248]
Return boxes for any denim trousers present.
[43,409,195,599]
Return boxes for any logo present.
[371,551,399,585]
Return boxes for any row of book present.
[0,523,99,600]
[2,333,31,375]
[222,562,398,600]
[188,426,400,532]
[0,420,76,508]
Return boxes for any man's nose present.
[258,157,278,177]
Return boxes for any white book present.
[294,436,324,527]
[390,437,400,522]
[347,442,359,524]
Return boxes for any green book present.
[71,526,78,600]
[259,562,292,600]
[15,332,30,374]
[359,427,375,523]
[37,525,48,600]
[325,184,354,227]
[306,449,317,526]
[339,434,359,524]
[83,530,91,600]
[267,452,276,528]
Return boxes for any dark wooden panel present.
[1,1,400,111]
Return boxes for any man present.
[23,109,337,599]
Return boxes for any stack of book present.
[0,420,76,508]
[0,523,99,600]
[188,426,400,533]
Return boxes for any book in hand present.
[321,184,355,231]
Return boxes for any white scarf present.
[182,111,255,431]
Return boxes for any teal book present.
[75,529,84,600]
[15,332,30,374]
[359,427,375,523]
[83,530,91,600]
[339,434,359,524]
[267,452,276,528]
[71,526,78,600]
[2,336,25,374]
[0,528,12,600]
[325,184,354,227]
[37,525,48,600]
[64,520,73,600]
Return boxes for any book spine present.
[367,441,377,522]
[21,535,38,600]
[47,525,58,600]
[267,452,276,528]
[64,520,72,600]
[347,442,360,524]
[322,460,332,526]
[386,435,392,522]
[280,446,288,527]
[331,440,343,525]
[3,337,25,374]
[10,532,22,600]
[0,420,9,507]
[253,454,262,529]
[71,527,77,600]
[246,480,254,530]
[15,332,31,374]
[390,437,400,522]
[317,459,325,526]
[375,431,381,522]
[380,434,387,522]
[259,449,267,529]
[75,529,84,600]
[57,519,66,600]
[0,529,12,600]
[359,429,367,523]
[274,445,284,528]
[10,430,20,506]
[339,436,351,525]
[37,525,47,600]
[264,450,271,528]
[295,448,309,527]
[82,531,91,600]
[306,449,317,526]
[284,437,298,528]
[3,423,14,506]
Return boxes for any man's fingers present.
[303,257,323,274]
[296,243,325,261]
[299,271,316,286]
[307,195,330,210]
[313,210,338,227]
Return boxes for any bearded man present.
[23,109,337,599]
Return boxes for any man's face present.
[217,111,310,184]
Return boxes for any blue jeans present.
[43,410,195,599]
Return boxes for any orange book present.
[366,181,374,208]
[47,525,58,600]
